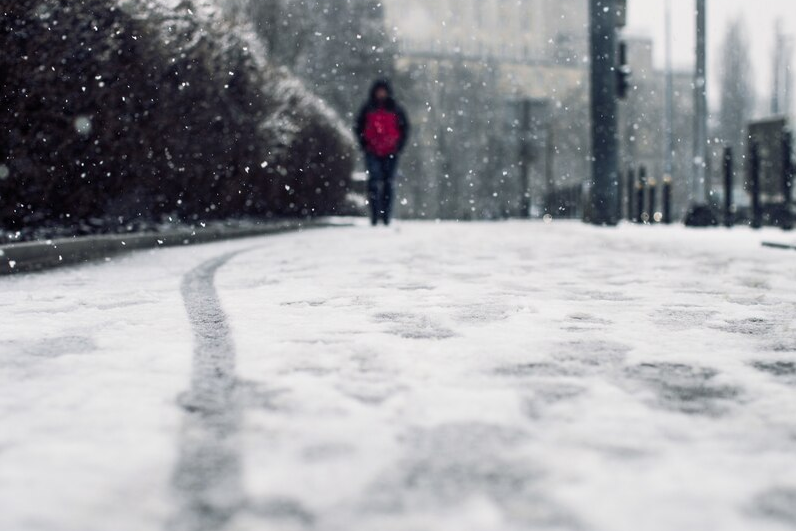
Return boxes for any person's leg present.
[365,154,382,226]
[381,156,399,225]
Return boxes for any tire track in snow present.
[169,251,248,531]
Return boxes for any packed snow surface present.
[1,221,796,531]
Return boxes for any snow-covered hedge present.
[0,0,356,234]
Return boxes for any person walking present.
[355,79,410,226]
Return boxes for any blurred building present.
[382,0,591,219]
[384,0,588,100]
[381,0,694,219]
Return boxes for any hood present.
[369,79,394,103]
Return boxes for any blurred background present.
[1,0,793,235]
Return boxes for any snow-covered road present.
[2,222,796,531]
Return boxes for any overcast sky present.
[625,0,795,115]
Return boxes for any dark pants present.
[366,153,399,225]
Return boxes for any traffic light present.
[617,40,632,99]
[616,0,627,27]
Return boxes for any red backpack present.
[363,109,402,157]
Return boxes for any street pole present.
[626,167,636,221]
[545,124,556,217]
[750,142,762,229]
[437,126,454,220]
[784,130,794,206]
[588,0,621,225]
[783,130,794,230]
[664,0,675,189]
[685,0,719,226]
[724,147,734,227]
[519,99,531,219]
[693,0,708,204]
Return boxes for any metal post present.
[664,0,675,184]
[684,0,719,227]
[635,183,645,223]
[569,188,576,218]
[783,130,794,230]
[692,0,708,204]
[588,0,621,225]
[636,166,647,223]
[724,147,734,227]
[663,177,673,224]
[750,142,762,229]
[627,167,636,221]
[545,124,556,216]
[437,126,455,220]
[783,130,793,206]
[648,178,658,223]
[786,39,794,117]
[519,99,531,219]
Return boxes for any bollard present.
[637,166,648,223]
[784,131,793,204]
[662,176,673,224]
[724,147,734,227]
[783,131,793,230]
[635,188,645,223]
[627,167,636,221]
[648,178,658,223]
[635,184,645,223]
[750,142,762,229]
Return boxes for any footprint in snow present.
[624,363,742,416]
[372,311,455,340]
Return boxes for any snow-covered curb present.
[0,219,349,275]
[762,241,796,251]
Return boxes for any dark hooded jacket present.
[355,80,410,157]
